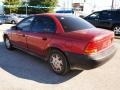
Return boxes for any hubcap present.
[12,21,15,24]
[114,26,120,35]
[50,54,63,72]
[5,39,10,48]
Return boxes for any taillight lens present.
[84,42,98,54]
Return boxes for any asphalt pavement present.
[0,24,120,90]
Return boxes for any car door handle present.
[18,34,25,37]
[42,37,47,40]
[95,19,98,21]
[108,19,112,21]
[22,34,25,37]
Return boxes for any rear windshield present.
[56,15,95,32]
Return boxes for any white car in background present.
[5,15,26,24]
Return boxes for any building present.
[72,3,84,16]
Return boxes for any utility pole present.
[71,0,73,14]
[111,0,114,9]
[9,0,11,14]
[63,1,65,13]
[25,0,28,16]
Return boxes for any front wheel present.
[113,25,120,35]
[49,49,70,75]
[4,37,14,50]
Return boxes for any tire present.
[4,37,14,50]
[112,25,120,35]
[11,20,16,24]
[49,49,70,75]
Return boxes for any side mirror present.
[11,26,17,30]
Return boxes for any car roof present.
[31,13,72,17]
[94,9,120,13]
[103,9,120,11]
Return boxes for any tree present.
[17,1,26,14]
[4,0,21,14]
[4,0,58,14]
[28,0,58,14]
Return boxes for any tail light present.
[84,36,113,55]
[84,42,98,54]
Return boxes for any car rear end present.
[56,15,116,70]
[84,29,116,68]
[66,29,116,70]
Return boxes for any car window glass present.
[89,12,99,18]
[17,16,34,32]
[99,11,111,19]
[31,16,56,33]
[56,16,95,32]
[113,11,120,19]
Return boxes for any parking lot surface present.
[0,24,120,90]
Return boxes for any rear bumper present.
[115,36,120,39]
[65,45,116,70]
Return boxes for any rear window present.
[56,15,95,32]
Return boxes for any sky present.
[58,0,112,8]
[57,0,120,10]
[55,0,120,15]
[0,0,120,11]
[0,0,4,1]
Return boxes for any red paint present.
[4,14,114,57]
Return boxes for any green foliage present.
[4,0,21,14]
[4,0,58,14]
[17,2,26,14]
[28,0,58,14]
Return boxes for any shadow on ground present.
[0,42,82,84]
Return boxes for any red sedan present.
[3,14,116,75]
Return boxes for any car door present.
[98,11,112,28]
[11,16,35,49]
[84,12,100,27]
[27,16,56,56]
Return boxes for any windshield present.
[56,15,95,32]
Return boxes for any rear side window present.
[31,16,56,33]
[56,16,95,32]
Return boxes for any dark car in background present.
[0,15,8,25]
[84,9,120,36]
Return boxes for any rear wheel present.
[11,20,16,24]
[113,25,120,35]
[4,37,14,50]
[49,49,70,75]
